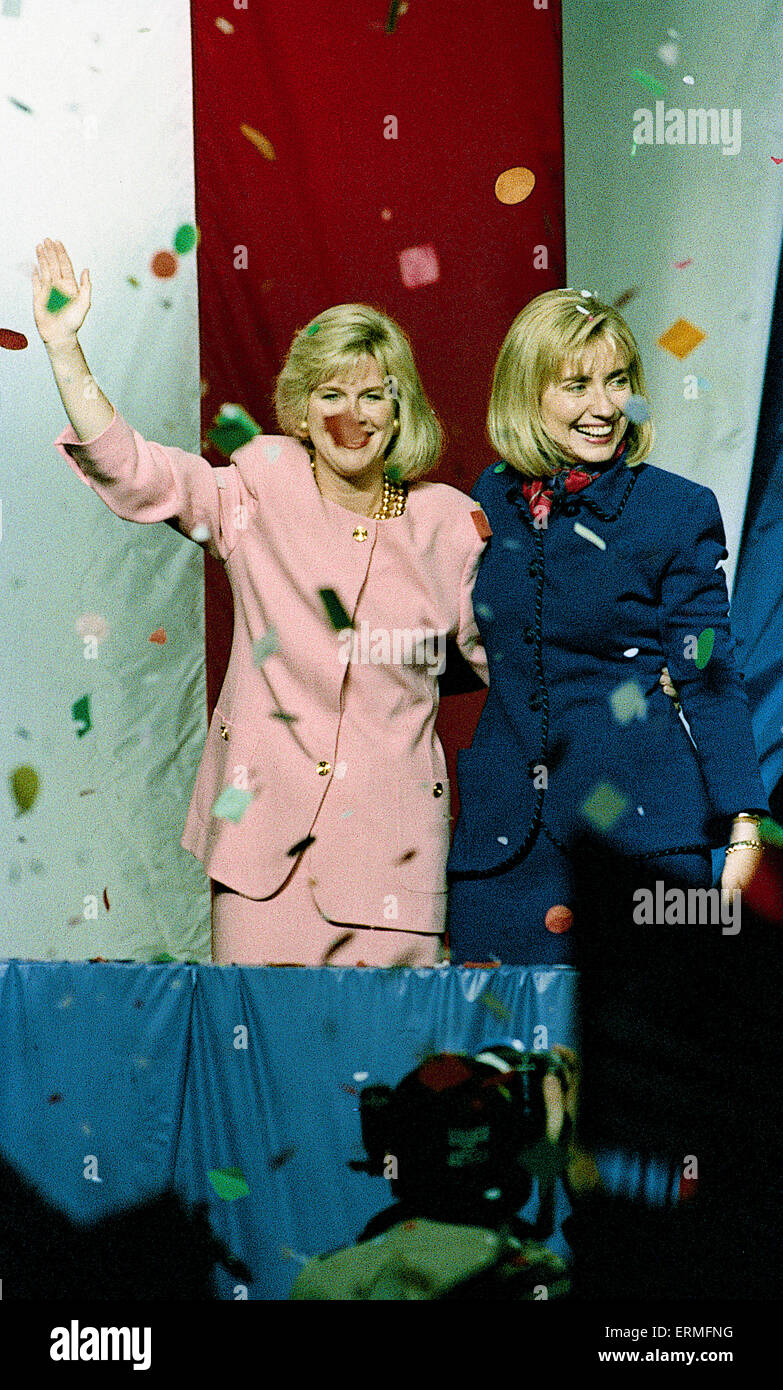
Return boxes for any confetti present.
[8,96,32,112]
[150,952,176,963]
[46,286,71,313]
[395,849,418,864]
[475,603,494,620]
[694,627,715,668]
[10,765,38,812]
[399,244,440,289]
[340,809,355,819]
[581,781,628,831]
[494,167,536,204]
[381,207,392,221]
[253,628,279,665]
[150,250,178,279]
[0,328,28,349]
[269,1146,296,1170]
[211,786,253,823]
[623,394,650,424]
[102,888,109,911]
[760,818,783,847]
[772,157,783,165]
[280,1246,310,1265]
[493,461,507,473]
[240,124,276,160]
[683,75,695,85]
[573,522,606,550]
[287,834,316,857]
[385,0,402,31]
[613,288,639,310]
[657,41,679,67]
[609,679,647,724]
[126,276,140,288]
[319,588,353,630]
[471,510,492,540]
[674,258,693,269]
[215,16,234,34]
[190,523,211,542]
[173,223,198,256]
[207,1167,250,1201]
[149,627,166,645]
[631,69,665,98]
[623,647,639,657]
[305,323,321,336]
[545,905,573,934]
[481,992,511,1022]
[320,930,356,964]
[271,709,298,723]
[208,403,262,455]
[388,949,421,971]
[48,1094,63,1104]
[658,318,706,360]
[353,1071,369,1082]
[72,694,92,737]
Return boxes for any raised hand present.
[32,238,91,346]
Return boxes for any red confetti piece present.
[103,888,109,911]
[342,1083,359,1096]
[0,328,28,350]
[673,259,693,269]
[149,628,167,644]
[471,509,492,540]
[545,904,572,934]
[772,156,783,164]
[150,251,178,279]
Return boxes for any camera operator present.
[289,1042,601,1300]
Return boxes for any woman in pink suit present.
[34,238,490,966]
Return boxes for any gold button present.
[433,782,444,797]
[317,760,331,776]
[220,724,230,740]
[352,527,368,542]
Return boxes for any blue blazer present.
[448,452,770,878]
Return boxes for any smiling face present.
[539,338,632,467]
[302,354,396,486]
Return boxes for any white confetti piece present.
[497,836,508,845]
[190,523,211,542]
[574,522,606,550]
[637,806,645,815]
[341,809,355,820]
[353,1071,369,1082]
[623,647,639,658]
[683,74,695,84]
[334,762,347,779]
[609,679,648,724]
[264,441,282,462]
[253,628,279,665]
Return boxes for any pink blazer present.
[55,411,489,932]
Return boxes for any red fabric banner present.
[191,0,565,784]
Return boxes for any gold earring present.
[299,419,308,433]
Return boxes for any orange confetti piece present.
[149,628,167,644]
[494,166,536,204]
[657,318,706,360]
[150,250,178,279]
[241,124,276,160]
[471,509,492,540]
[215,16,234,35]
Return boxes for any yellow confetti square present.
[657,318,706,360]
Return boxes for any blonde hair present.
[487,288,655,477]
[274,304,443,480]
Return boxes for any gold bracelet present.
[725,840,763,854]
[733,812,762,825]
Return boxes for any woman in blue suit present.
[447,289,769,965]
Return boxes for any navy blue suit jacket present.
[448,453,770,877]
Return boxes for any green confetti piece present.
[150,952,176,964]
[211,786,254,823]
[305,323,321,335]
[319,588,353,631]
[609,679,647,725]
[482,991,510,1021]
[631,68,665,98]
[253,628,280,665]
[385,462,404,484]
[207,403,262,457]
[173,223,198,254]
[493,462,507,473]
[694,628,715,669]
[46,286,71,313]
[72,694,92,737]
[581,781,628,832]
[10,764,39,812]
[760,817,783,847]
[207,1167,250,1201]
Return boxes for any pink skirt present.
[211,853,444,967]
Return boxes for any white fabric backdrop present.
[0,0,209,960]
[562,0,783,591]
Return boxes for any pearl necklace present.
[310,459,407,519]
